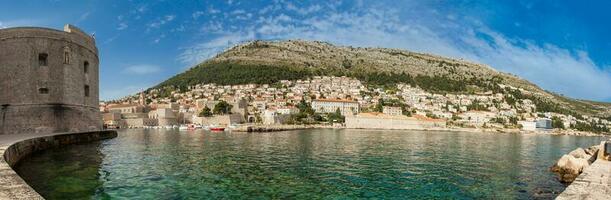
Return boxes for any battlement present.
[0,24,97,54]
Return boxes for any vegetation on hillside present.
[156,62,313,89]
[155,61,505,97]
[198,106,212,117]
[213,100,233,115]
[147,40,610,117]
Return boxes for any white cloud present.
[165,15,176,21]
[123,64,162,75]
[231,9,246,15]
[286,3,321,15]
[102,34,119,45]
[179,31,256,66]
[76,12,91,23]
[117,22,128,30]
[148,15,176,28]
[137,5,148,13]
[179,4,611,101]
[208,6,220,14]
[460,30,611,100]
[153,34,166,44]
[192,11,205,19]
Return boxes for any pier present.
[556,151,611,199]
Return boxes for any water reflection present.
[14,129,608,199]
[15,140,106,199]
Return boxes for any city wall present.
[346,114,446,130]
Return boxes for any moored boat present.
[210,127,225,131]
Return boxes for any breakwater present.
[555,141,611,199]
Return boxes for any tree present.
[199,106,213,117]
[327,108,345,123]
[374,99,384,112]
[297,99,314,115]
[213,100,233,115]
[551,116,565,129]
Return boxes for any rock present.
[552,155,572,171]
[551,154,590,183]
[569,148,588,159]
[566,157,589,173]
[585,145,599,156]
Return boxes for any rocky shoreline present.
[550,142,605,183]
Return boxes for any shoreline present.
[229,124,609,137]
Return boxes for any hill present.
[154,40,611,117]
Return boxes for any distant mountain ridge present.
[155,40,611,117]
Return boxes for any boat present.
[178,125,189,131]
[210,127,225,131]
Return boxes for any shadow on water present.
[14,140,108,199]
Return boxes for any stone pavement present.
[556,159,611,200]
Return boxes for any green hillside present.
[153,40,611,117]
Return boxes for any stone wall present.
[0,25,100,135]
[192,114,243,126]
[346,115,446,130]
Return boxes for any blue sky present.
[1,0,610,102]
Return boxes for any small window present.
[84,61,89,73]
[63,47,71,64]
[84,85,90,97]
[39,88,49,94]
[39,53,48,66]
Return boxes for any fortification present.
[0,24,101,135]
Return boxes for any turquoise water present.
[15,129,608,199]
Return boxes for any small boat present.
[210,127,225,132]
[178,125,189,131]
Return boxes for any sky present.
[1,0,610,102]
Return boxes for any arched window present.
[84,61,89,73]
[38,53,48,66]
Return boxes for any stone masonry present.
[0,24,101,135]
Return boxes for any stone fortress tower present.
[0,24,101,135]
